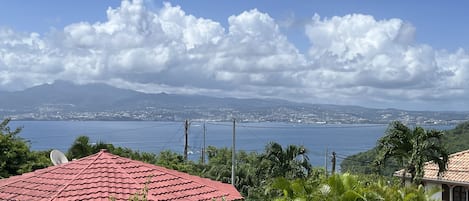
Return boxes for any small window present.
[453,186,467,201]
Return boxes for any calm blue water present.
[8,121,454,169]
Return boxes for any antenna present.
[50,149,69,165]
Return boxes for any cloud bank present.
[0,0,468,110]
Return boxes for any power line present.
[206,122,386,129]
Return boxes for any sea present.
[8,121,455,169]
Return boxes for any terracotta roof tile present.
[394,149,469,185]
[0,150,243,201]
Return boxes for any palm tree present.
[374,121,448,185]
[269,173,440,201]
[67,135,93,159]
[262,142,311,179]
[268,177,317,201]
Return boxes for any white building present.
[395,150,469,201]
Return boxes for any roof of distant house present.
[394,149,469,185]
[0,149,243,201]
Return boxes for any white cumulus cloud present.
[300,13,469,109]
[0,0,468,110]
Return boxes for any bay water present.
[9,121,454,169]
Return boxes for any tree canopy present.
[374,121,448,184]
[0,118,50,178]
[342,121,469,177]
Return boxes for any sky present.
[1,0,469,111]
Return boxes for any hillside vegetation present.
[341,121,469,175]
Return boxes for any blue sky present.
[2,1,468,51]
[1,0,469,110]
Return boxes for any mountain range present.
[0,81,468,124]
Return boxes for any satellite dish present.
[50,150,69,165]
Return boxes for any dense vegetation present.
[342,121,469,176]
[2,118,461,200]
[0,118,51,178]
[444,121,469,153]
[374,121,448,185]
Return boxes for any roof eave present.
[421,177,469,186]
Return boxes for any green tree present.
[0,118,29,178]
[203,146,268,200]
[269,173,439,201]
[155,150,202,175]
[18,150,52,174]
[267,168,325,201]
[204,146,234,183]
[262,142,312,179]
[342,121,469,176]
[0,118,51,178]
[318,173,368,201]
[374,121,448,185]
[67,135,94,159]
[443,121,469,153]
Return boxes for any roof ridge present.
[421,149,469,166]
[48,151,104,201]
[107,154,232,199]
[450,149,469,157]
[106,152,158,200]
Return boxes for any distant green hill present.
[444,121,469,153]
[341,121,469,175]
[2,80,469,123]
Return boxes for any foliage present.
[269,173,439,201]
[342,121,469,179]
[155,150,204,175]
[374,121,448,184]
[261,142,311,179]
[66,135,205,175]
[202,146,263,199]
[0,118,51,178]
[444,121,469,153]
[67,136,158,163]
[17,149,52,175]
[266,168,325,201]
[340,148,377,174]
[0,118,29,178]
[341,147,401,176]
[203,146,233,183]
[67,135,94,159]
[198,143,314,200]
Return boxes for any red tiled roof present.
[394,149,469,185]
[0,150,243,201]
[422,149,469,184]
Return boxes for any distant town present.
[1,81,468,125]
[2,105,468,125]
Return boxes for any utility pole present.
[201,122,206,163]
[231,118,236,186]
[331,151,336,175]
[184,119,189,161]
[324,148,328,177]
